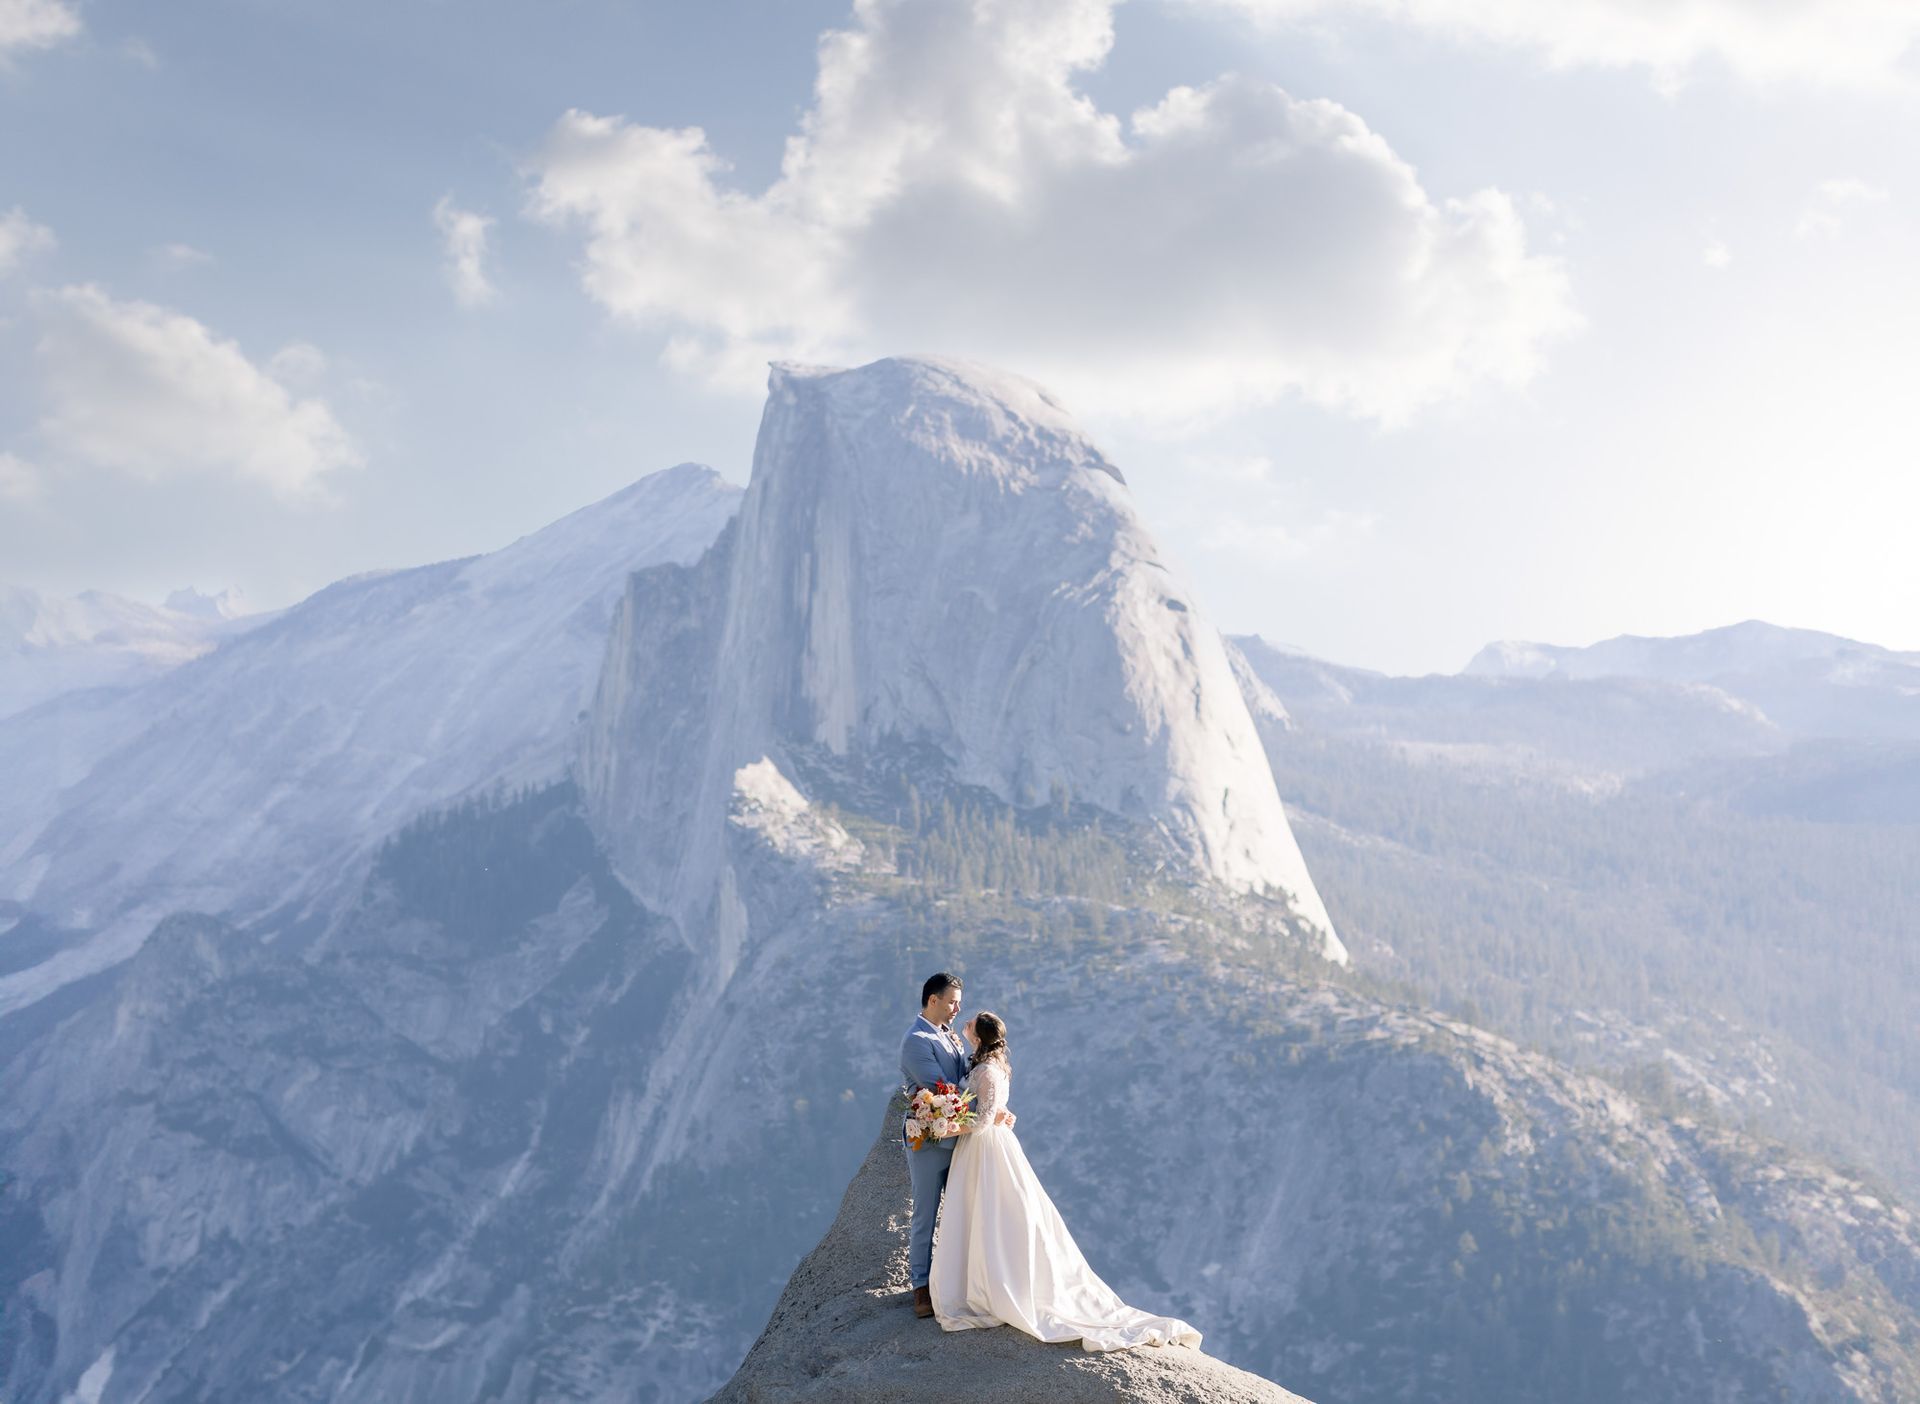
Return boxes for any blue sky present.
[2,0,1915,675]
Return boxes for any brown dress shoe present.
[912,1285,934,1318]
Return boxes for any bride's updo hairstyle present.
[970,1010,1009,1070]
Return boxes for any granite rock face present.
[709,1090,1316,1404]
[579,356,1348,970]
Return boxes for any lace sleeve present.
[968,1060,1007,1126]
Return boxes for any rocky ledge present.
[708,1091,1316,1403]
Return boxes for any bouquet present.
[904,1080,976,1149]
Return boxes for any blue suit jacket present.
[899,1014,971,1153]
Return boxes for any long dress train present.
[928,1056,1203,1352]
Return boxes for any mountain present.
[1230,626,1920,1205]
[1462,618,1898,685]
[579,356,1346,967]
[10,769,1915,1404]
[162,585,251,621]
[1463,619,1920,744]
[1232,631,1785,797]
[0,463,741,1020]
[1239,620,1920,817]
[1453,618,1920,823]
[0,583,271,723]
[9,762,1917,1404]
[3,356,1917,1404]
[709,1088,1316,1403]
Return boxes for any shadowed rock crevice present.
[708,1090,1316,1403]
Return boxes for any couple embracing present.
[898,971,1203,1352]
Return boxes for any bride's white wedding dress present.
[928,1056,1203,1352]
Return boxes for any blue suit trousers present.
[905,1136,956,1288]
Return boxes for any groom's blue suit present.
[900,1013,972,1290]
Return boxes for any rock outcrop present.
[709,1090,1316,1404]
[580,356,1348,970]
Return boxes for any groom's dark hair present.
[921,971,962,1007]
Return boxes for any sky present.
[1,0,1915,677]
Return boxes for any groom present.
[899,971,972,1319]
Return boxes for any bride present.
[928,1010,1203,1352]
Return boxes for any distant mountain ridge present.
[1463,618,1920,744]
[1464,617,1918,683]
[0,583,272,722]
[0,463,741,1017]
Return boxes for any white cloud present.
[1205,501,1380,558]
[0,206,56,277]
[0,0,79,59]
[433,194,497,308]
[151,241,213,271]
[267,340,328,384]
[0,450,39,500]
[522,0,1580,428]
[1194,0,1920,92]
[1702,238,1731,269]
[1184,452,1283,487]
[1793,177,1892,239]
[1181,452,1378,556]
[29,284,363,503]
